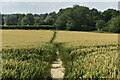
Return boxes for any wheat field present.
[1,30,120,79]
[2,30,118,48]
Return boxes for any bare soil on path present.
[51,51,64,80]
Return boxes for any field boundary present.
[1,26,55,30]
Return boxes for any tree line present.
[1,5,120,33]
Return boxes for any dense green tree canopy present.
[67,5,92,30]
[20,13,35,25]
[44,12,57,25]
[4,14,18,25]
[34,17,40,25]
[55,8,72,30]
[38,13,48,25]
[0,13,2,25]
[21,17,28,25]
[55,5,95,31]
[106,16,120,33]
[1,5,120,33]
[2,14,4,25]
[102,9,119,22]
[96,20,105,31]
[16,14,25,25]
[90,8,101,26]
[25,13,35,25]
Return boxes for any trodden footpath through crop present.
[51,58,64,80]
[50,31,65,80]
[51,44,64,80]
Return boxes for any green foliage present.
[0,13,1,25]
[39,13,48,25]
[1,25,54,30]
[54,8,72,30]
[96,20,105,31]
[21,13,35,25]
[34,13,48,25]
[4,14,18,25]
[90,8,101,26]
[54,12,68,30]
[1,5,120,33]
[1,25,53,27]
[21,17,28,25]
[16,14,25,25]
[102,9,119,22]
[0,14,4,25]
[66,20,74,30]
[67,5,92,30]
[105,16,120,33]
[44,12,57,25]
[44,16,54,25]
[49,30,57,43]
[54,5,96,31]
[34,17,40,25]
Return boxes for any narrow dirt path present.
[50,31,64,80]
[51,50,64,80]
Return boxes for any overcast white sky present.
[0,0,120,14]
[0,0,120,2]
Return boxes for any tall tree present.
[90,8,101,26]
[2,14,4,25]
[0,13,2,25]
[21,13,34,25]
[16,14,25,25]
[38,13,48,25]
[26,13,35,25]
[21,17,28,25]
[106,16,120,33]
[102,9,119,22]
[34,17,40,25]
[44,12,57,25]
[4,14,18,25]
[54,8,72,30]
[96,20,105,31]
[66,5,92,30]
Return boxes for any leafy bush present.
[96,20,105,31]
[106,16,120,33]
[1,25,55,30]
